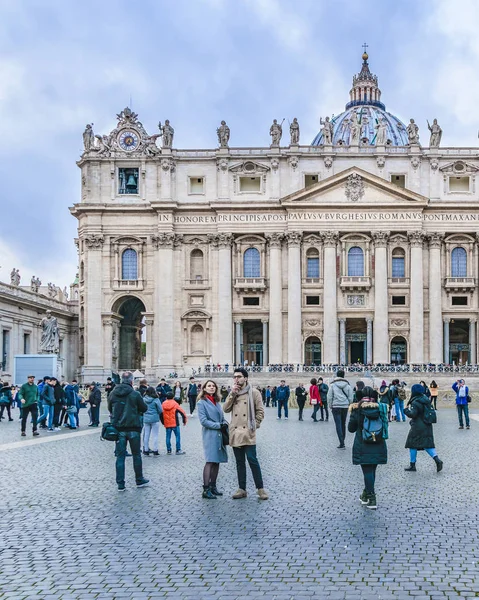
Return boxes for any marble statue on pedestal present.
[217,121,230,147]
[428,119,442,148]
[159,120,174,148]
[269,119,283,147]
[40,310,59,353]
[289,118,300,145]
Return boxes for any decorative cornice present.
[321,231,339,247]
[408,231,425,247]
[84,234,104,249]
[286,231,302,247]
[265,233,284,248]
[371,231,389,247]
[427,233,444,249]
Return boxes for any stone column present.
[217,233,233,364]
[322,232,339,363]
[469,319,476,364]
[262,320,269,367]
[443,318,450,364]
[144,317,154,371]
[102,319,113,370]
[339,318,346,364]
[83,234,104,377]
[428,233,444,363]
[235,320,242,365]
[372,231,389,363]
[154,233,178,369]
[366,318,373,364]
[287,232,302,364]
[409,232,425,363]
[266,233,284,363]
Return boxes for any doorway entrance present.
[346,318,367,364]
[390,336,407,364]
[449,319,470,364]
[241,320,263,366]
[304,336,322,365]
[114,296,146,370]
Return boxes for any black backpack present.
[361,401,384,444]
[422,401,437,425]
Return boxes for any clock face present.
[118,130,139,151]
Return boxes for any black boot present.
[202,485,217,499]
[433,456,443,472]
[404,462,416,472]
[210,485,223,496]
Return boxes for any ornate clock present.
[118,130,140,151]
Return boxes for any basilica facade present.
[73,51,479,382]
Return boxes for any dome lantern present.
[346,45,384,111]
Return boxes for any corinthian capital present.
[286,231,302,247]
[216,233,234,249]
[84,234,104,249]
[151,232,183,248]
[371,231,389,247]
[265,232,284,248]
[427,232,444,249]
[408,231,425,247]
[320,231,339,247]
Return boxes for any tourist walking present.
[187,377,198,414]
[39,378,55,430]
[309,378,321,422]
[108,371,149,491]
[404,383,443,473]
[391,379,406,422]
[52,379,65,430]
[162,391,187,454]
[18,375,39,437]
[276,380,290,420]
[265,386,271,407]
[0,382,13,422]
[141,387,163,456]
[295,383,307,421]
[429,380,438,410]
[197,380,228,499]
[452,378,470,429]
[173,380,185,405]
[348,386,388,510]
[419,381,431,399]
[88,382,101,427]
[378,380,393,422]
[224,367,268,500]
[318,377,329,421]
[63,381,78,429]
[156,378,172,403]
[105,377,116,397]
[327,369,354,448]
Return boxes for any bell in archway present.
[126,174,137,188]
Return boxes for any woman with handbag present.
[429,380,439,410]
[197,379,228,500]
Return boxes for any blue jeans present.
[457,404,470,427]
[68,411,77,428]
[410,448,437,462]
[394,398,406,421]
[332,407,348,446]
[277,398,288,418]
[39,404,54,428]
[166,426,181,452]
[115,431,143,485]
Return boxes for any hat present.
[381,380,387,387]
[411,383,425,396]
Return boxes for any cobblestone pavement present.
[1,404,479,599]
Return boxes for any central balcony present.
[444,277,475,292]
[234,277,267,292]
[340,276,372,291]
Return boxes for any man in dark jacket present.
[156,378,172,403]
[108,371,149,491]
[105,377,116,398]
[88,382,102,427]
[187,376,198,415]
[40,378,55,431]
[318,377,329,421]
[276,380,290,420]
[295,384,307,421]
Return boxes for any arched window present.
[190,249,204,281]
[80,261,84,281]
[244,247,260,278]
[451,247,467,277]
[121,248,138,280]
[348,246,364,276]
[306,248,320,278]
[392,247,405,278]
[191,324,205,354]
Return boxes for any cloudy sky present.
[1,0,478,289]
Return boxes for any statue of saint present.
[428,119,442,148]
[269,119,283,147]
[320,116,333,145]
[10,268,20,286]
[40,310,60,353]
[94,134,111,156]
[216,120,230,148]
[31,276,41,292]
[159,120,174,148]
[375,117,388,146]
[349,111,360,144]
[289,118,300,145]
[144,134,161,156]
[407,118,420,145]
[82,124,94,151]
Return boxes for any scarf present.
[236,383,256,431]
[205,393,216,405]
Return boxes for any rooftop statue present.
[289,118,300,145]
[270,119,283,147]
[10,268,20,286]
[159,120,174,148]
[217,120,230,148]
[428,119,442,148]
[320,116,333,145]
[375,117,388,146]
[407,118,420,145]
[82,124,94,152]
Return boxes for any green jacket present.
[18,382,39,407]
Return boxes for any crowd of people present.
[1,370,473,509]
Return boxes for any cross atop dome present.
[345,45,385,111]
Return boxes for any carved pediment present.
[112,236,144,245]
[439,161,479,174]
[181,309,211,320]
[184,236,207,246]
[303,234,322,244]
[235,234,265,244]
[229,160,270,174]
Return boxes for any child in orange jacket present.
[161,391,187,455]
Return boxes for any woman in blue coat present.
[197,380,228,499]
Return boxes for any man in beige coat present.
[224,367,268,500]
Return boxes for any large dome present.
[311,50,408,147]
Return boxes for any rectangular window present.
[305,174,319,188]
[390,174,406,188]
[239,177,261,192]
[189,177,204,194]
[243,297,260,306]
[23,333,30,354]
[392,257,405,278]
[2,329,9,370]
[307,257,320,278]
[118,168,139,195]
[392,296,406,305]
[452,296,468,306]
[306,295,320,305]
[449,176,470,192]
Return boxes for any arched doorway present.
[304,336,321,365]
[390,336,407,364]
[114,296,146,370]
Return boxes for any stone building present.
[73,51,479,382]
